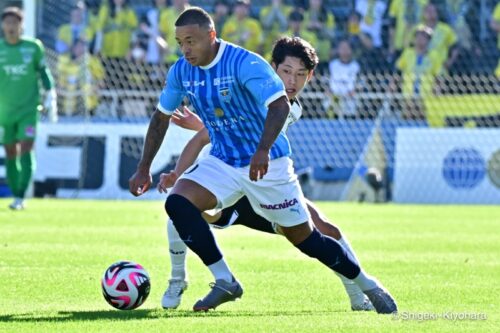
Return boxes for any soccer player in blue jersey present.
[159,37,380,312]
[129,7,397,313]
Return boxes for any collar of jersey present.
[199,39,226,70]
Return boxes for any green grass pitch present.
[0,199,498,332]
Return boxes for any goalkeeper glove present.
[44,89,58,123]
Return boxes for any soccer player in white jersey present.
[129,7,397,313]
[158,36,384,312]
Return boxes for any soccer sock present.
[208,258,233,282]
[6,157,20,197]
[165,194,233,282]
[18,151,35,199]
[352,271,378,292]
[335,236,366,305]
[338,237,360,265]
[295,228,360,279]
[167,218,187,281]
[337,238,378,291]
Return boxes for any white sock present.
[339,237,360,265]
[338,236,378,291]
[208,258,233,283]
[336,236,366,305]
[167,218,187,281]
[335,272,367,306]
[353,270,378,291]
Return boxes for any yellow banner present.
[424,94,500,127]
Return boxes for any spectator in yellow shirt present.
[160,0,190,63]
[221,0,262,53]
[445,0,472,50]
[302,0,335,61]
[212,0,230,34]
[56,1,96,54]
[389,0,429,57]
[284,11,318,58]
[395,26,442,119]
[411,4,458,70]
[260,0,293,55]
[96,0,138,58]
[488,2,500,76]
[57,39,105,115]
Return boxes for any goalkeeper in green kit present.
[0,7,57,210]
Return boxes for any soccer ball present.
[101,260,151,310]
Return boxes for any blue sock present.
[165,194,223,266]
[296,228,361,279]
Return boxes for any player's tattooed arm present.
[250,95,290,181]
[138,109,171,170]
[130,109,171,196]
[257,95,291,151]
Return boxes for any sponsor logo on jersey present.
[260,198,298,210]
[206,115,246,131]
[182,80,205,87]
[25,126,36,138]
[3,64,28,75]
[214,108,225,117]
[213,76,234,86]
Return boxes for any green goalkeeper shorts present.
[0,111,38,145]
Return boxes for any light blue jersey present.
[157,40,291,167]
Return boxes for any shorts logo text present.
[260,198,298,210]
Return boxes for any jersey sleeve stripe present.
[264,91,287,107]
[156,102,174,115]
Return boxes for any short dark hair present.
[1,6,23,21]
[271,36,319,71]
[175,7,214,30]
[289,10,304,22]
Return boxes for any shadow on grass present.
[0,308,340,322]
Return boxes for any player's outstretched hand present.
[157,171,179,193]
[129,169,152,196]
[170,106,204,131]
[249,149,269,181]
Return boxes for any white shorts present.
[179,155,310,227]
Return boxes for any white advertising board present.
[394,128,500,204]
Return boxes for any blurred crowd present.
[46,0,500,119]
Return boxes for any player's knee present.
[281,222,313,245]
[164,194,187,219]
[19,140,34,154]
[3,144,17,157]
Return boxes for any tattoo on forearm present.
[139,110,170,169]
[257,97,290,151]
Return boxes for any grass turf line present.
[0,199,498,332]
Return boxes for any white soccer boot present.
[8,198,25,210]
[161,279,188,309]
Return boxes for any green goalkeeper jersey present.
[0,37,54,125]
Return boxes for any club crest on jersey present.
[219,87,231,102]
[214,108,225,117]
[20,47,34,64]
